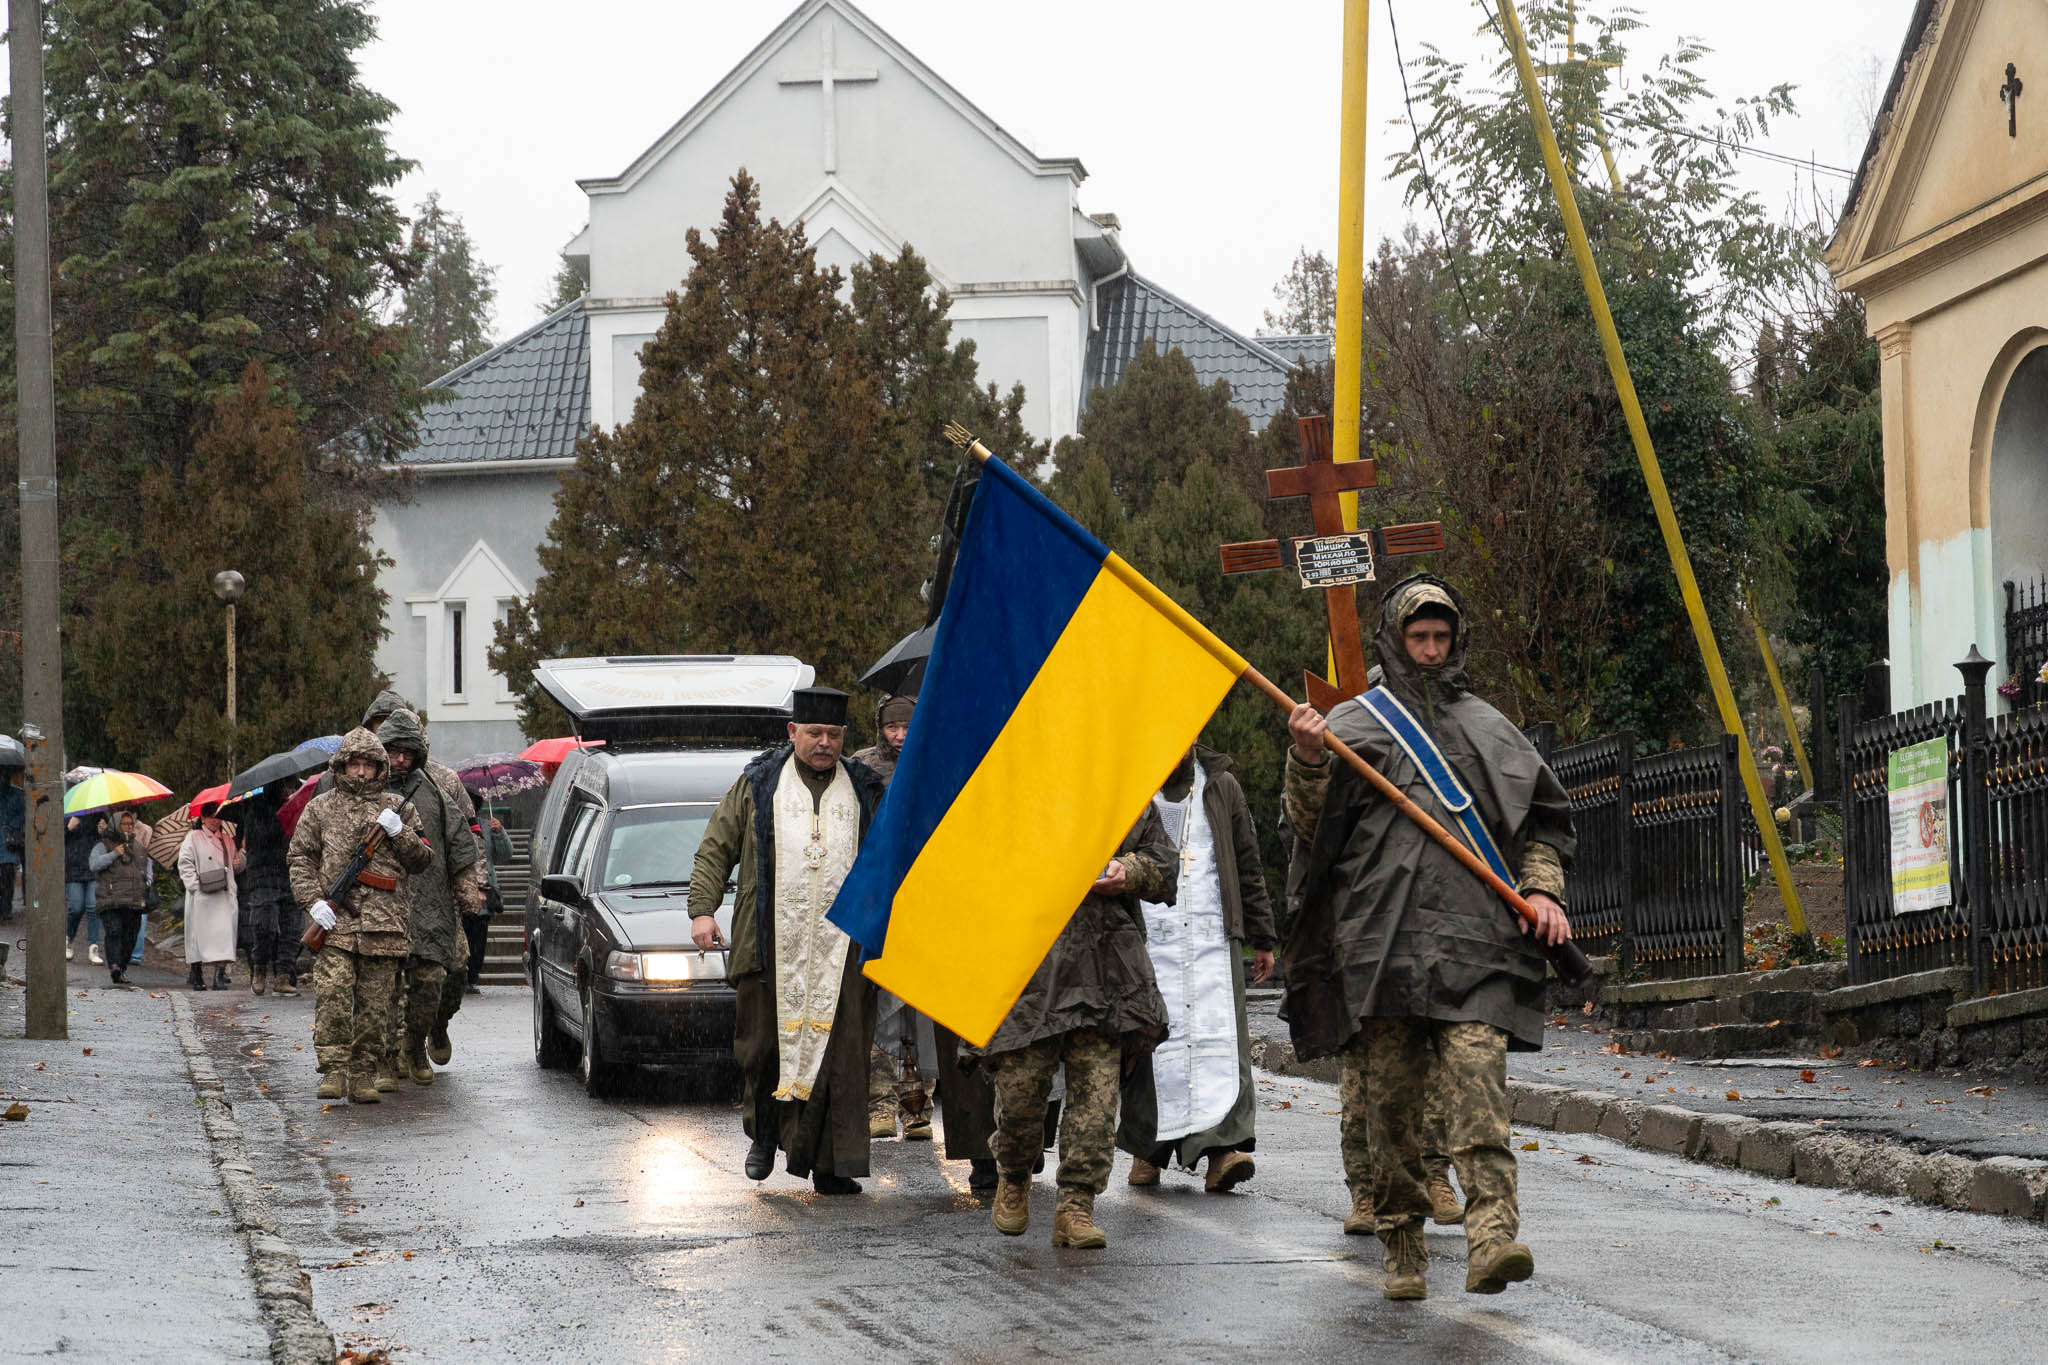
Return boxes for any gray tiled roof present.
[404,299,591,465]
[1254,333,1334,366]
[1083,273,1311,429]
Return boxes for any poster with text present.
[1887,736,1952,915]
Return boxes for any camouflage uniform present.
[989,1029,1119,1192]
[854,724,933,1136]
[1338,1035,1453,1202]
[375,710,480,1076]
[288,729,433,1088]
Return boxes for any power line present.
[1386,0,1498,341]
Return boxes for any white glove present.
[376,808,404,837]
[309,900,337,931]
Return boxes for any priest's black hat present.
[790,686,849,727]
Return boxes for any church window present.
[447,603,466,701]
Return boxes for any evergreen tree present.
[492,172,933,735]
[0,0,418,761]
[85,365,387,793]
[1262,247,1337,335]
[399,192,499,385]
[541,258,586,315]
[1049,342,1263,519]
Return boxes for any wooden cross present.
[1220,415,1445,712]
[778,23,878,174]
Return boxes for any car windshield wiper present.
[613,878,689,891]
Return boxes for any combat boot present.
[1381,1221,1428,1300]
[272,974,299,998]
[349,1073,381,1104]
[316,1073,345,1101]
[407,1036,435,1086]
[373,1060,398,1093]
[1050,1189,1107,1249]
[251,965,268,998]
[1465,1240,1535,1295]
[428,1023,452,1066]
[869,1096,897,1139]
[1428,1175,1467,1225]
[1343,1193,1376,1236]
[1127,1157,1161,1187]
[1204,1151,1255,1193]
[991,1176,1030,1236]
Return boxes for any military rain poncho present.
[1281,576,1574,1058]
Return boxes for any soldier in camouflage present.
[288,729,434,1104]
[1283,575,1574,1301]
[377,710,480,1088]
[852,695,935,1141]
[979,809,1175,1249]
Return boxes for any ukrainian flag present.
[829,456,1247,1047]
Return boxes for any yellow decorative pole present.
[1494,0,1807,933]
[1750,603,1813,793]
[1325,0,1371,689]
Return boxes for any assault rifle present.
[299,815,397,954]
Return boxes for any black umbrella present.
[0,735,24,769]
[226,743,332,801]
[860,623,937,697]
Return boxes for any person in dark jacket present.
[688,687,887,1196]
[853,694,936,1143]
[92,811,150,985]
[981,808,1176,1250]
[1283,574,1573,1302]
[0,770,23,921]
[237,791,298,997]
[1118,745,1278,1194]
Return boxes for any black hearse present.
[524,655,812,1097]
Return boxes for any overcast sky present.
[360,2,1911,338]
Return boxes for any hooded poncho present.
[1280,575,1574,1056]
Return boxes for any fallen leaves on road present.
[33,1061,44,1071]
[1869,1223,1883,1231]
[1575,1154,1600,1165]
[1521,1141,1541,1151]
[337,1349,391,1365]
[1819,1043,1844,1059]
[3,1103,28,1121]
[1726,1089,1742,1101]
[1799,1070,1817,1083]
[1277,1100,1292,1109]
[1599,1041,1628,1055]
[80,1047,91,1056]
[1858,1058,1884,1068]
[1582,1001,1595,1015]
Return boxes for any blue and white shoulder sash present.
[1357,686,1514,885]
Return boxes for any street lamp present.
[214,570,245,765]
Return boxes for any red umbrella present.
[517,736,603,774]
[187,782,234,816]
[278,774,320,839]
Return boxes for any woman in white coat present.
[178,803,242,991]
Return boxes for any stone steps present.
[1613,1021,1795,1058]
[478,918,526,986]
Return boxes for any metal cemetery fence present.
[1544,731,1744,979]
[1838,650,2048,992]
[2005,578,2048,709]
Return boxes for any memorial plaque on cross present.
[1220,415,1445,712]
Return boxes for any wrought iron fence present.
[1982,701,2048,992]
[1548,732,1633,966]
[1629,736,1745,977]
[1837,694,1972,984]
[2005,578,2048,707]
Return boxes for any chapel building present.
[373,0,1319,757]
[1827,0,2048,710]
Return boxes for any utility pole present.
[12,0,69,1038]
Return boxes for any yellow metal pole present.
[1495,0,1807,934]
[1327,0,1371,686]
[1750,603,1813,793]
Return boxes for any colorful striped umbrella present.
[63,769,173,816]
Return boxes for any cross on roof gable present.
[1828,0,2048,293]
[577,0,1085,198]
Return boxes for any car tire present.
[533,979,575,1070]
[580,982,624,1099]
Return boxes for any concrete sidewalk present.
[0,947,290,1362]
[1246,989,2048,1221]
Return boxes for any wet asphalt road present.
[188,989,2048,1364]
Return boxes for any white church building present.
[372,0,1320,757]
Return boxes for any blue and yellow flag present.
[828,456,1248,1046]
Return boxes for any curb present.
[1502,1077,2048,1224]
[169,994,336,1364]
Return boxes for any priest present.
[690,686,888,1195]
[1117,745,1277,1193]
